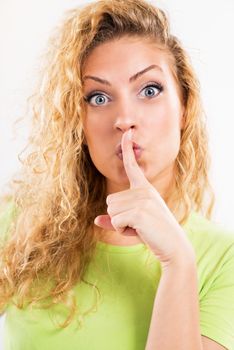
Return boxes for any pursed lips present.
[115,142,143,160]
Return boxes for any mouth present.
[115,142,143,160]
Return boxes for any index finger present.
[121,129,149,189]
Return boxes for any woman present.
[0,0,234,349]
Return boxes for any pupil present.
[96,96,105,104]
[146,88,154,96]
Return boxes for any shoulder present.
[184,212,234,349]
[184,210,234,254]
[184,211,234,291]
[183,211,234,294]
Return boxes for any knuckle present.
[107,205,114,216]
[143,199,151,211]
[134,208,141,220]
[111,216,117,227]
[106,194,115,205]
[106,206,111,215]
[147,187,156,198]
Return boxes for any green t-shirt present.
[1,207,234,350]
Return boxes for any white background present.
[0,0,234,347]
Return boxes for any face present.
[82,36,185,198]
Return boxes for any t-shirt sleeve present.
[199,240,234,350]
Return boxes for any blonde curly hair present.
[0,0,215,327]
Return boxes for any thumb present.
[94,214,114,231]
[94,215,138,236]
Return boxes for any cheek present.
[147,104,172,137]
[148,104,181,160]
[84,115,109,145]
[148,101,181,136]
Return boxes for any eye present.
[140,83,163,99]
[83,82,164,107]
[84,92,109,106]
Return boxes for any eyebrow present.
[82,64,163,86]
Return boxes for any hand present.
[94,129,194,267]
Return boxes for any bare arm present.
[145,252,228,350]
[145,253,203,350]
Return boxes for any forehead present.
[82,36,174,82]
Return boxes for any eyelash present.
[83,82,164,106]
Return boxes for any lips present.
[115,142,143,160]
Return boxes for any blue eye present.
[140,83,163,98]
[84,93,109,106]
[84,82,163,106]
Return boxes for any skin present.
[82,36,184,196]
[82,36,227,348]
[82,35,186,249]
[97,128,195,265]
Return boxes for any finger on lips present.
[121,129,148,189]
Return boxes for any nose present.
[115,121,136,133]
[114,100,138,132]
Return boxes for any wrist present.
[161,243,196,272]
